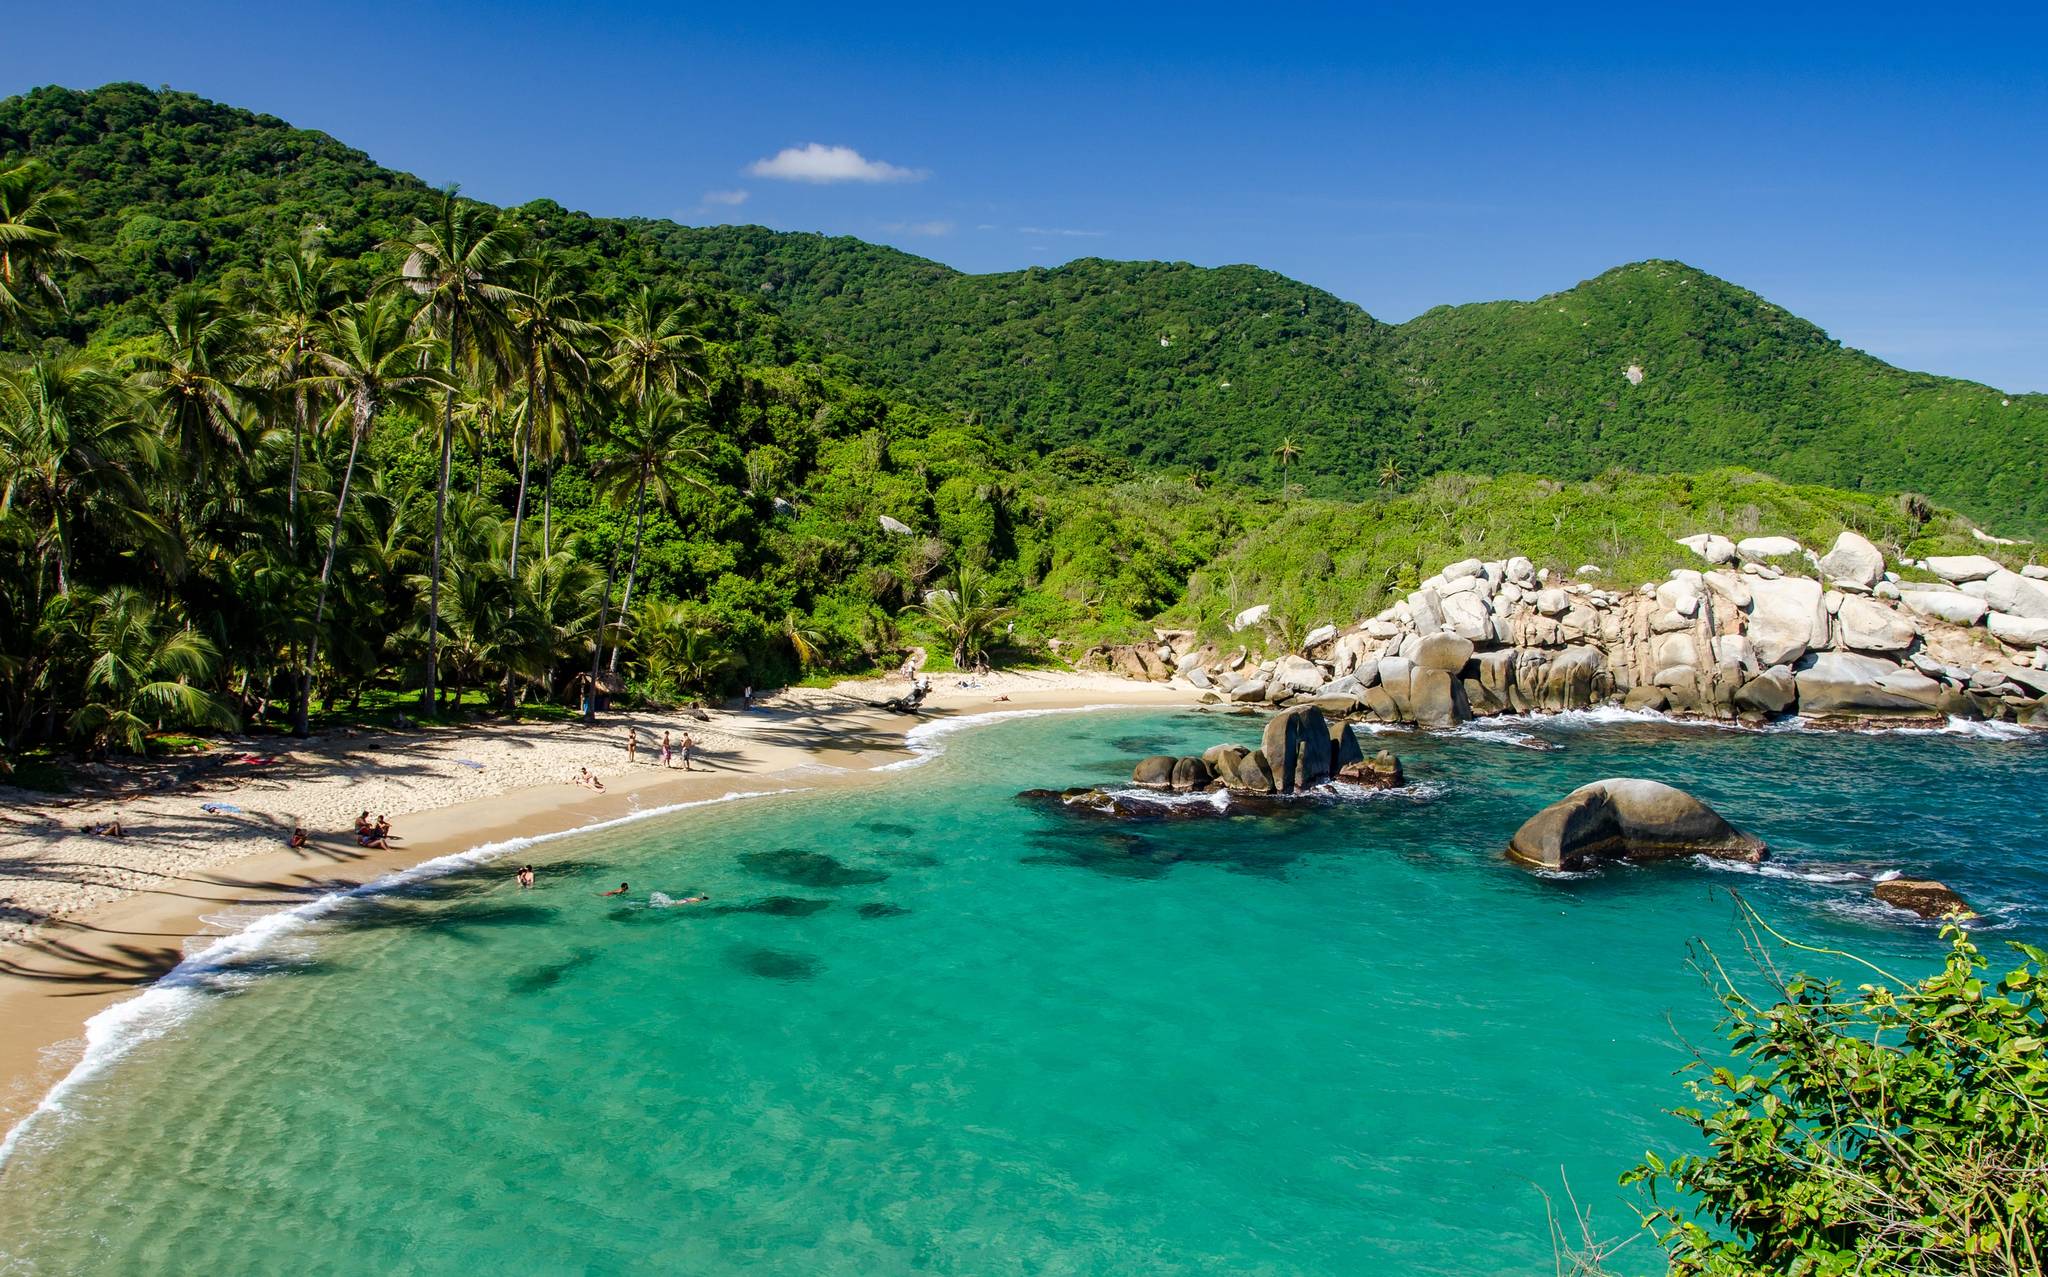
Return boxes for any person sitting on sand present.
[288,821,308,849]
[375,814,398,844]
[359,822,389,851]
[599,882,629,897]
[575,767,606,792]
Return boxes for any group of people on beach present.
[622,727,697,770]
[353,812,397,849]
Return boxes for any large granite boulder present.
[1834,595,1917,653]
[1261,705,1333,793]
[1677,533,1737,564]
[1170,756,1214,793]
[1413,632,1475,672]
[1272,654,1326,693]
[1899,586,1989,627]
[1329,720,1365,773]
[1874,878,1975,919]
[1131,755,1179,788]
[1924,555,2003,584]
[1963,570,2048,620]
[1507,779,1768,872]
[1736,535,1802,562]
[1988,612,2048,647]
[1818,531,1885,588]
[1733,664,1797,715]
[1746,575,1827,666]
[1793,652,1931,716]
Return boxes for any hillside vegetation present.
[3,83,2042,532]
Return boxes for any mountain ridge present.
[3,81,2041,531]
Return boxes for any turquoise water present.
[1,707,2044,1275]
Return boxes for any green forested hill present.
[3,82,2042,531]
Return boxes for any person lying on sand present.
[575,768,606,792]
[288,821,307,849]
[599,882,629,897]
[85,817,123,837]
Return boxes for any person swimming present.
[599,882,629,897]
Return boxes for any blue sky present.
[6,2,2045,389]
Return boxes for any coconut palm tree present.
[0,160,86,339]
[603,287,708,410]
[390,192,525,710]
[251,245,339,551]
[509,262,594,577]
[1378,458,1405,491]
[584,392,710,716]
[67,586,237,754]
[0,355,159,600]
[297,294,445,734]
[636,598,736,697]
[911,566,1012,668]
[1273,436,1301,500]
[136,290,260,482]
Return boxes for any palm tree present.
[67,586,237,754]
[509,262,594,577]
[1378,458,1405,491]
[603,287,708,410]
[297,294,445,734]
[911,566,1013,668]
[584,391,709,716]
[1273,436,1301,499]
[136,290,260,482]
[636,598,736,697]
[390,192,525,711]
[781,610,825,673]
[0,160,87,339]
[251,245,339,551]
[0,355,159,600]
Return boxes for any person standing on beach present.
[626,728,638,765]
[680,732,696,771]
[660,730,673,769]
[743,685,753,710]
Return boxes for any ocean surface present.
[1,707,2044,1275]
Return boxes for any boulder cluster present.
[1132,705,1404,797]
[1098,533,2048,727]
[1506,778,1767,872]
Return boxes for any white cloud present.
[748,143,925,184]
[701,188,750,206]
[881,220,954,237]
[1017,225,1105,238]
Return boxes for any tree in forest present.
[0,355,159,599]
[585,391,710,716]
[67,586,237,753]
[1272,435,1301,499]
[299,294,445,733]
[0,160,86,339]
[136,289,260,482]
[911,565,1012,667]
[391,192,525,711]
[250,244,340,552]
[508,262,594,576]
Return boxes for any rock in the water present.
[1170,756,1214,793]
[1338,749,1405,789]
[1873,878,1975,919]
[1834,595,1917,653]
[1261,705,1333,793]
[1624,685,1670,711]
[1232,748,1276,793]
[1329,721,1364,773]
[1794,652,1932,716]
[1924,555,2004,584]
[1131,755,1179,788]
[1818,531,1884,588]
[1507,779,1768,872]
[1733,664,1797,715]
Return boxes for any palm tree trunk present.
[582,540,625,727]
[608,465,653,676]
[423,331,461,712]
[542,459,554,558]
[287,389,307,553]
[298,417,366,737]
[507,415,532,576]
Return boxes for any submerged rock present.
[737,849,889,887]
[1873,878,1975,920]
[1337,749,1405,789]
[1507,778,1767,872]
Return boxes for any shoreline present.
[0,673,1200,1147]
